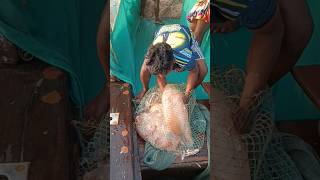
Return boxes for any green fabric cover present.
[0,0,106,108]
[213,0,320,121]
[111,0,210,99]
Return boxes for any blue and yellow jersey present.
[152,24,204,71]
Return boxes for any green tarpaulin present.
[110,0,211,99]
[0,0,106,108]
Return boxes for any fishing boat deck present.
[0,60,77,180]
[110,81,209,180]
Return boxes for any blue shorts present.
[213,0,277,29]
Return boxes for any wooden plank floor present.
[110,81,142,180]
[0,60,77,180]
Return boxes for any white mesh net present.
[135,84,207,159]
[73,114,109,177]
[212,66,303,180]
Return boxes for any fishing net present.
[212,66,304,180]
[135,84,207,159]
[73,114,109,177]
[141,0,183,20]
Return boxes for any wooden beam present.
[110,81,142,180]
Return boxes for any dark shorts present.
[213,0,277,29]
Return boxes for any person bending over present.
[137,24,208,101]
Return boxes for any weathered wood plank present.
[0,60,75,180]
[110,81,142,180]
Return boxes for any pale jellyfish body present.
[136,85,193,153]
[136,103,180,151]
[162,85,193,145]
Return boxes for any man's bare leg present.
[268,0,313,85]
[236,6,284,133]
[154,0,163,24]
[194,20,209,44]
[189,19,198,33]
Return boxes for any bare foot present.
[85,84,108,122]
[213,20,239,33]
[155,19,164,25]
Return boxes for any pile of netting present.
[135,84,207,159]
[212,66,320,180]
[73,114,109,178]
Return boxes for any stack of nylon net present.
[73,114,109,177]
[135,84,207,159]
[212,67,304,180]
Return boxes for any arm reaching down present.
[185,63,199,97]
[136,59,152,101]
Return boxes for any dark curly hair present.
[145,42,175,75]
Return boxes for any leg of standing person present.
[268,0,313,85]
[193,20,209,44]
[190,19,198,33]
[236,5,285,132]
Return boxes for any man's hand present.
[136,89,148,102]
[183,91,192,104]
[182,95,189,104]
